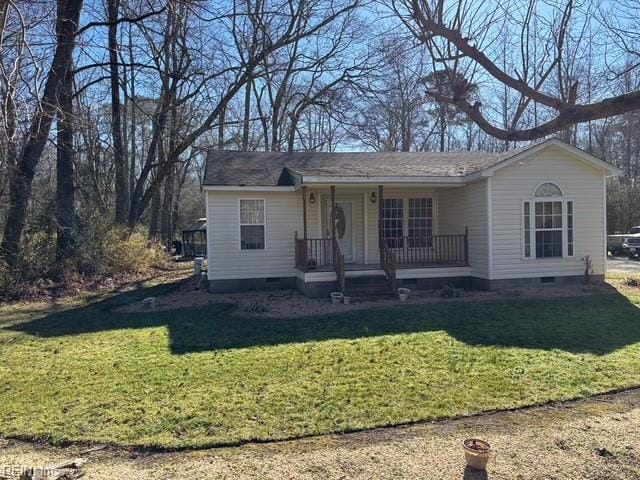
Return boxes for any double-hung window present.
[382,199,404,248]
[408,198,433,247]
[240,199,265,250]
[382,197,433,248]
[523,183,574,259]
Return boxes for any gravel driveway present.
[608,256,640,275]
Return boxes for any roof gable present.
[479,139,621,178]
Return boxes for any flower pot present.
[343,296,351,305]
[330,292,344,304]
[462,438,491,471]
[397,287,411,301]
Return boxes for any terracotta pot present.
[462,438,491,471]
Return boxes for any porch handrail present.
[383,232,468,266]
[380,241,397,294]
[295,236,333,271]
[332,237,346,292]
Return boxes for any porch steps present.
[345,275,395,300]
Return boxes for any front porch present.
[294,184,469,295]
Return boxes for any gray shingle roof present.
[203,148,528,186]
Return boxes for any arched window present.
[534,182,563,198]
[523,183,574,259]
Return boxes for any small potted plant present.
[330,292,344,304]
[462,438,491,471]
[397,287,411,301]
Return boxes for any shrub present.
[440,283,464,298]
[624,276,640,288]
[21,230,57,280]
[0,258,9,290]
[100,228,167,275]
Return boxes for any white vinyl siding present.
[207,191,302,280]
[438,181,489,278]
[490,145,605,279]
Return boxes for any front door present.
[328,201,354,262]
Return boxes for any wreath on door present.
[331,205,346,239]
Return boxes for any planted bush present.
[100,228,168,275]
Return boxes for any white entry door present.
[328,201,355,262]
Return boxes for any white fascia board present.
[203,185,296,192]
[300,175,467,185]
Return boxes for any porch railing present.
[295,237,333,270]
[295,235,345,292]
[383,230,468,266]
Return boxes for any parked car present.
[624,231,640,259]
[608,226,640,257]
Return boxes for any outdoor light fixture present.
[309,192,316,204]
[370,191,377,204]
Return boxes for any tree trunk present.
[241,78,252,150]
[55,66,76,260]
[109,0,128,224]
[217,106,225,149]
[439,114,446,152]
[160,169,174,244]
[148,187,161,239]
[1,0,83,267]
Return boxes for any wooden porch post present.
[302,186,308,240]
[330,185,336,240]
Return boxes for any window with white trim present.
[523,183,573,259]
[382,197,433,248]
[408,198,433,247]
[523,202,531,258]
[534,200,563,258]
[240,199,265,250]
[382,199,404,248]
[567,200,574,256]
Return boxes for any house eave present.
[203,185,296,192]
[299,175,468,185]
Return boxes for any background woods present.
[1,0,640,289]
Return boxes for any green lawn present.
[1,282,640,449]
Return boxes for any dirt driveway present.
[2,389,639,479]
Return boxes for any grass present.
[1,282,640,449]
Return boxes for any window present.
[567,200,574,257]
[382,199,404,248]
[535,201,563,258]
[408,198,433,247]
[534,182,563,197]
[523,183,574,259]
[240,199,265,250]
[523,202,531,258]
[382,197,433,248]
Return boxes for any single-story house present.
[202,138,620,297]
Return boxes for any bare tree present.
[392,0,640,141]
[1,0,83,268]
